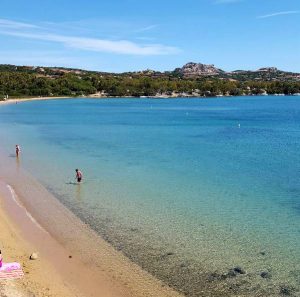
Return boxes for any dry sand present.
[0,97,71,105]
[0,184,75,297]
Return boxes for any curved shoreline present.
[0,148,182,297]
[0,180,76,297]
[0,96,71,105]
[0,93,299,107]
[1,97,299,297]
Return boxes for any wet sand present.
[0,149,182,297]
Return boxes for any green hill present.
[1,63,300,99]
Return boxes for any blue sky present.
[0,0,299,72]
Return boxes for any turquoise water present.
[0,97,299,296]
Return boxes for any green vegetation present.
[0,64,300,99]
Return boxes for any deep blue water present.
[0,96,299,294]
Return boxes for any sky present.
[0,0,299,73]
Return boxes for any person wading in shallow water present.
[0,250,3,268]
[75,169,83,183]
[15,145,20,157]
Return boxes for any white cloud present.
[0,18,38,29]
[0,18,180,56]
[135,37,156,41]
[257,11,300,19]
[135,25,158,33]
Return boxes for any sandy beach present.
[0,97,72,105]
[0,182,75,297]
[0,96,136,106]
[0,147,182,297]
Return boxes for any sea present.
[0,96,299,296]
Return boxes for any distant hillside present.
[1,62,299,82]
[172,63,300,82]
[1,63,300,99]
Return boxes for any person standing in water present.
[0,250,3,268]
[75,169,83,183]
[15,145,20,157]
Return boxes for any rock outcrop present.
[174,62,223,77]
[258,67,278,72]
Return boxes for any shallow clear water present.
[0,97,299,296]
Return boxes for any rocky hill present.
[173,62,223,77]
[171,63,300,82]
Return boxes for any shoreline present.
[1,93,299,106]
[0,96,71,105]
[1,96,299,297]
[0,148,182,297]
[0,181,75,297]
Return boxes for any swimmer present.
[15,145,20,157]
[75,169,83,183]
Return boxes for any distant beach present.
[0,96,71,105]
[1,92,299,106]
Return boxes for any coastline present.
[0,182,75,297]
[0,96,71,105]
[0,148,182,297]
[1,93,299,106]
[1,96,299,297]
